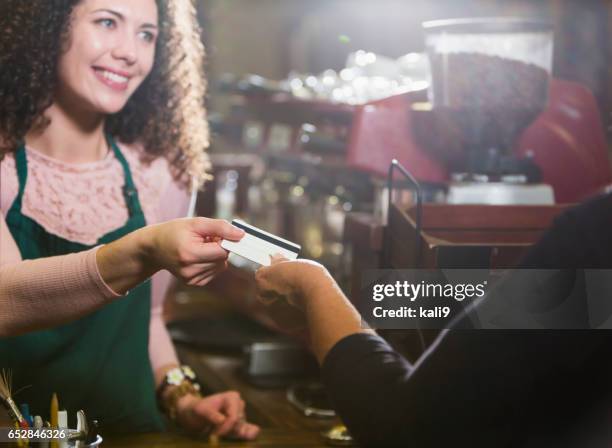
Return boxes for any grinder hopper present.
[417,17,554,181]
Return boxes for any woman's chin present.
[91,100,130,116]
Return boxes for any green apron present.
[1,137,165,433]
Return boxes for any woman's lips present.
[92,67,131,92]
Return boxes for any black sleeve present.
[520,208,584,269]
[322,332,527,447]
[321,333,415,446]
[321,195,612,447]
[322,331,612,447]
[521,193,612,270]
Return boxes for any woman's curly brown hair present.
[0,0,211,187]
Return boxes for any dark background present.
[196,0,612,139]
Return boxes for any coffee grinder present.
[417,18,556,204]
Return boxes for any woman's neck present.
[25,102,109,164]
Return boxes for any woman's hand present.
[175,391,260,440]
[146,218,244,286]
[97,217,244,294]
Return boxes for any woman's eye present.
[96,18,116,29]
[139,31,156,43]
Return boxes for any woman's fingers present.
[192,218,245,241]
[192,402,226,427]
[214,392,243,436]
[232,421,260,440]
[178,260,225,283]
[190,242,229,262]
[189,271,218,287]
[149,219,240,282]
[185,263,225,285]
[203,235,224,244]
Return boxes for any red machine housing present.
[346,78,611,203]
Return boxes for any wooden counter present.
[107,428,324,447]
[105,343,336,447]
[176,346,338,433]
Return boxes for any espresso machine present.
[343,18,610,205]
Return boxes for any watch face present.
[167,368,185,386]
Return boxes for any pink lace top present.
[0,142,191,376]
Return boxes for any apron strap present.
[14,145,28,198]
[106,135,144,218]
[5,145,29,220]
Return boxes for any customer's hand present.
[257,257,370,363]
[147,218,244,286]
[255,256,331,309]
[254,257,335,337]
[176,391,260,440]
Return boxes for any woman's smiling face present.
[56,0,159,115]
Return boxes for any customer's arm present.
[256,259,375,362]
[256,260,607,447]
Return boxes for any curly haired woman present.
[0,0,259,438]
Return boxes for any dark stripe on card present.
[232,220,301,253]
